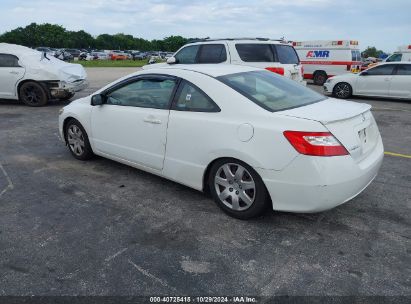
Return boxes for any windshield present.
[218,70,326,112]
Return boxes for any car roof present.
[141,64,262,77]
[0,43,41,57]
[185,39,287,46]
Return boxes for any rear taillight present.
[283,131,348,156]
[266,67,284,75]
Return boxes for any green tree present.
[362,46,385,58]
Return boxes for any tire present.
[19,81,48,106]
[64,119,94,160]
[313,71,328,86]
[208,158,269,219]
[333,82,353,99]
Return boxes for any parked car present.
[92,52,109,60]
[64,48,81,58]
[110,52,128,60]
[145,38,304,84]
[35,47,56,57]
[54,49,74,61]
[132,51,147,60]
[324,62,411,100]
[0,43,88,106]
[58,65,383,219]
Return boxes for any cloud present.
[0,0,410,52]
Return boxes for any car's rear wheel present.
[333,82,352,99]
[65,119,94,160]
[208,159,269,219]
[19,81,48,106]
[313,71,328,85]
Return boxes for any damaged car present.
[0,43,88,106]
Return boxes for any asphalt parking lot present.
[0,68,410,297]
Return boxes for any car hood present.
[22,53,87,83]
[328,73,358,81]
[142,63,168,70]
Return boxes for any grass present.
[72,59,150,68]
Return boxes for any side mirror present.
[167,56,176,64]
[91,94,105,106]
[360,71,369,76]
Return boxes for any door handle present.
[144,117,162,124]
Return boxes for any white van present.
[293,40,361,85]
[145,38,305,85]
[385,45,411,62]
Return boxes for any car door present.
[174,45,200,64]
[389,64,411,98]
[163,80,221,189]
[355,64,395,97]
[90,75,178,171]
[0,54,25,99]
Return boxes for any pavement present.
[0,68,410,297]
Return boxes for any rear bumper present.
[256,135,384,213]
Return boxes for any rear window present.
[218,70,325,112]
[235,44,275,62]
[274,45,300,64]
[197,44,227,63]
[351,50,361,61]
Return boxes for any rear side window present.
[173,80,220,112]
[197,44,227,63]
[218,70,325,112]
[235,44,275,62]
[0,54,20,67]
[275,45,300,64]
[366,64,395,76]
[395,65,411,75]
[175,45,200,64]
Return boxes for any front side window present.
[175,45,200,64]
[235,44,275,62]
[218,70,325,112]
[366,64,395,76]
[395,64,411,75]
[0,54,20,67]
[197,44,227,63]
[106,78,176,109]
[275,45,300,64]
[173,80,220,112]
[386,53,402,62]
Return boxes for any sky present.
[0,0,410,52]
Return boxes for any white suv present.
[149,38,305,84]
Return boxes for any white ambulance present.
[385,45,411,62]
[293,40,362,85]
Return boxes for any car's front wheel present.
[65,119,94,160]
[333,82,352,99]
[208,159,269,219]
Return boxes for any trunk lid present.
[278,98,379,162]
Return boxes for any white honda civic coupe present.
[58,65,384,219]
